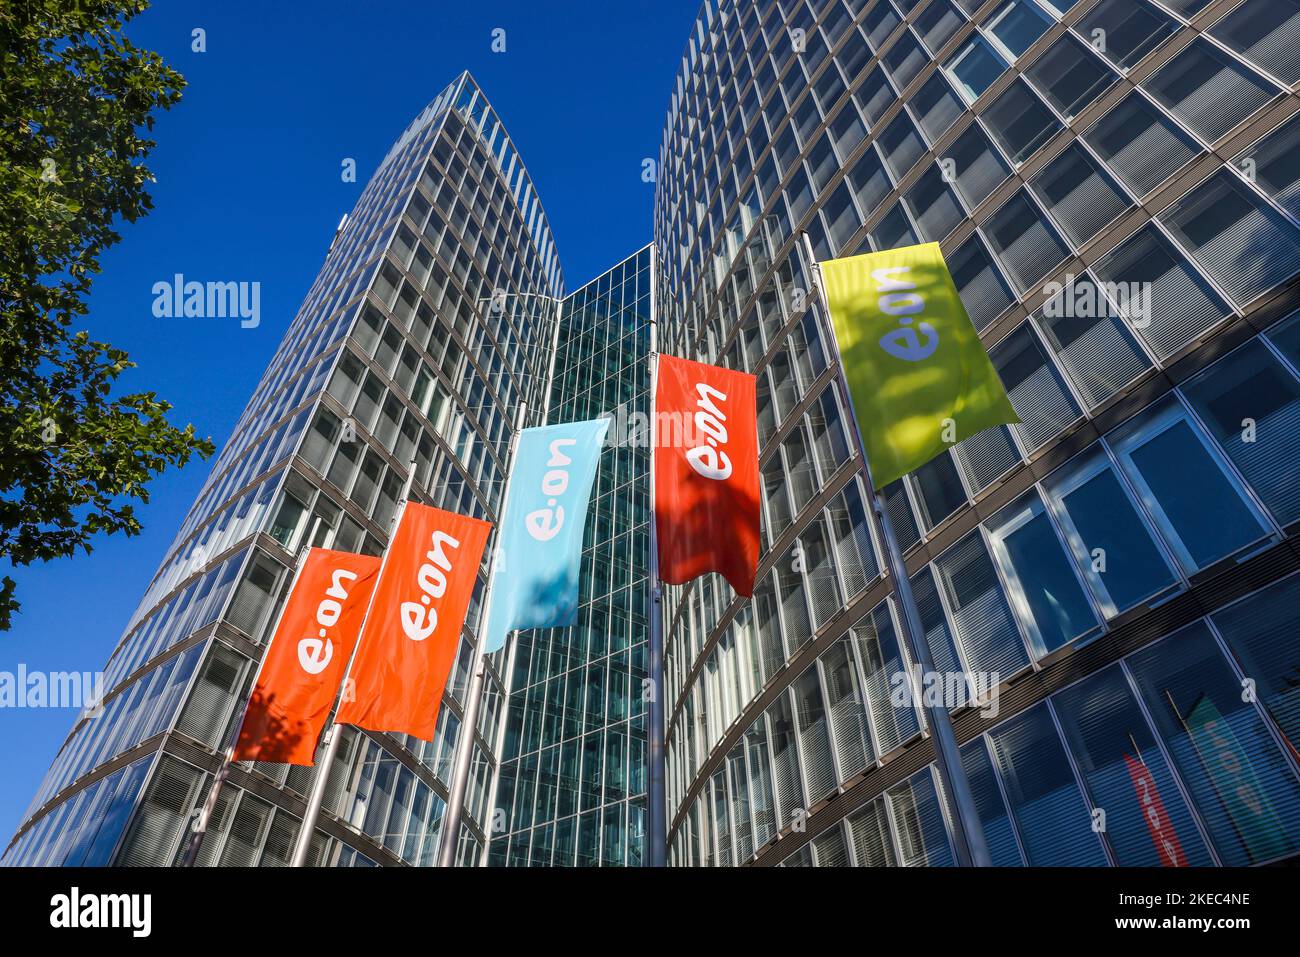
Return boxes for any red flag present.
[336,503,490,740]
[654,353,760,596]
[233,549,380,765]
[1124,753,1188,867]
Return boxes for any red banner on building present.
[336,503,490,741]
[233,549,381,765]
[654,353,760,596]
[1124,753,1188,867]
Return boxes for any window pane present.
[987,0,1051,59]
[949,233,1015,327]
[1108,398,1269,572]
[1182,338,1300,525]
[983,190,1072,292]
[1025,34,1118,118]
[948,35,1008,100]
[1030,142,1131,246]
[945,123,1012,208]
[1083,91,1202,197]
[1128,622,1300,865]
[1053,665,1214,865]
[981,79,1061,164]
[1210,0,1300,86]
[1091,224,1231,358]
[990,323,1082,450]
[960,738,1025,865]
[1160,170,1300,305]
[987,704,1110,865]
[934,531,1031,678]
[1035,275,1151,407]
[1238,111,1300,219]
[1044,448,1178,614]
[988,492,1100,653]
[1144,39,1278,142]
[1077,0,1177,70]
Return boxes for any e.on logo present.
[297,568,362,675]
[872,266,939,362]
[526,438,576,542]
[686,382,733,481]
[399,531,462,641]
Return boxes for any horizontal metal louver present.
[934,532,1031,678]
[982,190,1071,293]
[1092,225,1231,358]
[1031,143,1130,246]
[1211,0,1300,86]
[1144,39,1278,143]
[1161,171,1300,305]
[991,324,1083,451]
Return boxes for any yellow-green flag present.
[820,242,1019,490]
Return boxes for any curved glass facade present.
[4,72,566,868]
[9,0,1300,870]
[653,0,1300,866]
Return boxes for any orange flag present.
[336,503,490,741]
[233,549,381,765]
[654,354,761,596]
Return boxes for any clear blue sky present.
[0,0,698,844]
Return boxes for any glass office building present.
[653,0,1300,866]
[9,0,1300,870]
[488,246,653,867]
[3,72,567,867]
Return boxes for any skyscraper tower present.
[653,0,1300,867]
[4,72,567,867]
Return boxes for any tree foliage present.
[0,1,213,630]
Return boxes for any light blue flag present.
[483,418,610,652]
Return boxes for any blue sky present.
[0,0,697,844]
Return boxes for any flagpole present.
[437,398,529,867]
[289,459,418,867]
[800,233,992,868]
[646,276,668,868]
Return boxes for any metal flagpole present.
[646,271,668,868]
[181,515,322,867]
[289,460,418,867]
[800,233,993,868]
[437,398,529,867]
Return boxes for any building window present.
[1030,142,1131,247]
[1181,336,1300,526]
[1042,444,1179,616]
[980,78,1061,165]
[1091,224,1232,358]
[948,232,1015,327]
[1034,274,1152,408]
[1127,621,1300,865]
[987,489,1101,654]
[1024,33,1118,119]
[1143,38,1279,143]
[985,0,1052,61]
[1106,395,1271,573]
[944,123,1012,209]
[1160,169,1300,305]
[933,530,1031,677]
[947,34,1009,101]
[853,600,921,754]
[1076,0,1177,70]
[1083,91,1202,198]
[1210,0,1300,86]
[986,703,1111,865]
[990,322,1082,449]
[1052,665,1214,865]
